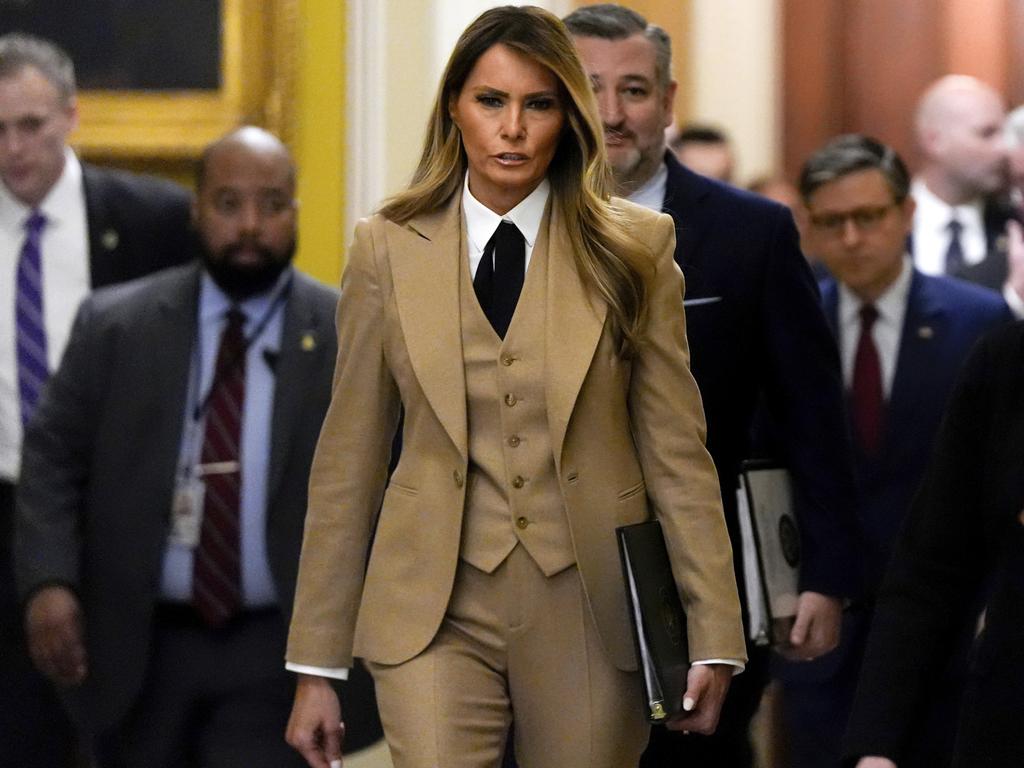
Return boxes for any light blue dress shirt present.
[159,268,292,607]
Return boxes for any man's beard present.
[200,239,296,299]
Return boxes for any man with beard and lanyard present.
[13,127,344,767]
[564,5,862,766]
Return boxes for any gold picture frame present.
[71,0,298,160]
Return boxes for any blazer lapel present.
[387,193,468,460]
[267,273,329,502]
[887,270,942,456]
[546,201,607,469]
[82,165,125,288]
[662,151,713,269]
[153,266,202,488]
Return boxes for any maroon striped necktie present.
[851,303,883,456]
[193,309,246,627]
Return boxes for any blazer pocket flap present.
[617,479,647,500]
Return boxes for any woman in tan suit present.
[285,6,745,767]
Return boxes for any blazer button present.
[507,435,521,447]
[504,393,517,407]
[512,475,525,489]
[501,354,514,366]
[453,470,464,488]
[516,516,529,530]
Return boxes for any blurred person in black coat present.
[0,33,192,767]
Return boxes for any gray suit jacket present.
[14,263,338,733]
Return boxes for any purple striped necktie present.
[16,210,48,427]
[193,308,247,627]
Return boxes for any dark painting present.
[0,0,221,90]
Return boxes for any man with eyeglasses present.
[784,134,1010,768]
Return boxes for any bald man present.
[14,127,343,767]
[911,75,1017,294]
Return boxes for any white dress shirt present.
[0,149,90,480]
[626,160,669,212]
[462,174,549,278]
[837,258,913,398]
[911,178,987,276]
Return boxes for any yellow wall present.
[293,0,347,286]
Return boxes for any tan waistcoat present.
[458,217,575,576]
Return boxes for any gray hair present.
[799,134,910,203]
[0,33,76,104]
[563,4,672,91]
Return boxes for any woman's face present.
[450,43,566,215]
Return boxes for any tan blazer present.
[287,191,746,672]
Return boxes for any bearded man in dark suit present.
[14,127,383,767]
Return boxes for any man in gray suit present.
[15,127,342,767]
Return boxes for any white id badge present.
[169,478,205,548]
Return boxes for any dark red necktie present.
[851,303,883,455]
[193,309,246,627]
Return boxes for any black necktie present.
[473,221,525,339]
[945,218,965,276]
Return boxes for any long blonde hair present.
[379,5,653,356]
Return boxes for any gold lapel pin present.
[917,326,934,339]
[301,332,316,351]
[101,229,120,251]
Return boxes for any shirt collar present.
[199,266,294,331]
[626,161,669,212]
[838,256,913,327]
[911,177,984,232]
[0,146,81,230]
[462,174,549,254]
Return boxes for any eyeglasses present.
[809,203,900,234]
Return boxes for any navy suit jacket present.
[662,152,862,602]
[820,269,1012,591]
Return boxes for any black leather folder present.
[616,519,689,723]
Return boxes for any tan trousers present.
[367,544,649,768]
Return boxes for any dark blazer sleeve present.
[14,298,105,599]
[842,331,998,763]
[757,207,863,598]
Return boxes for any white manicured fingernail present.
[330,760,342,768]
[683,696,695,712]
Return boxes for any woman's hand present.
[665,663,733,734]
[285,674,345,768]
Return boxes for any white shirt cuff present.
[285,662,350,681]
[691,658,746,675]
